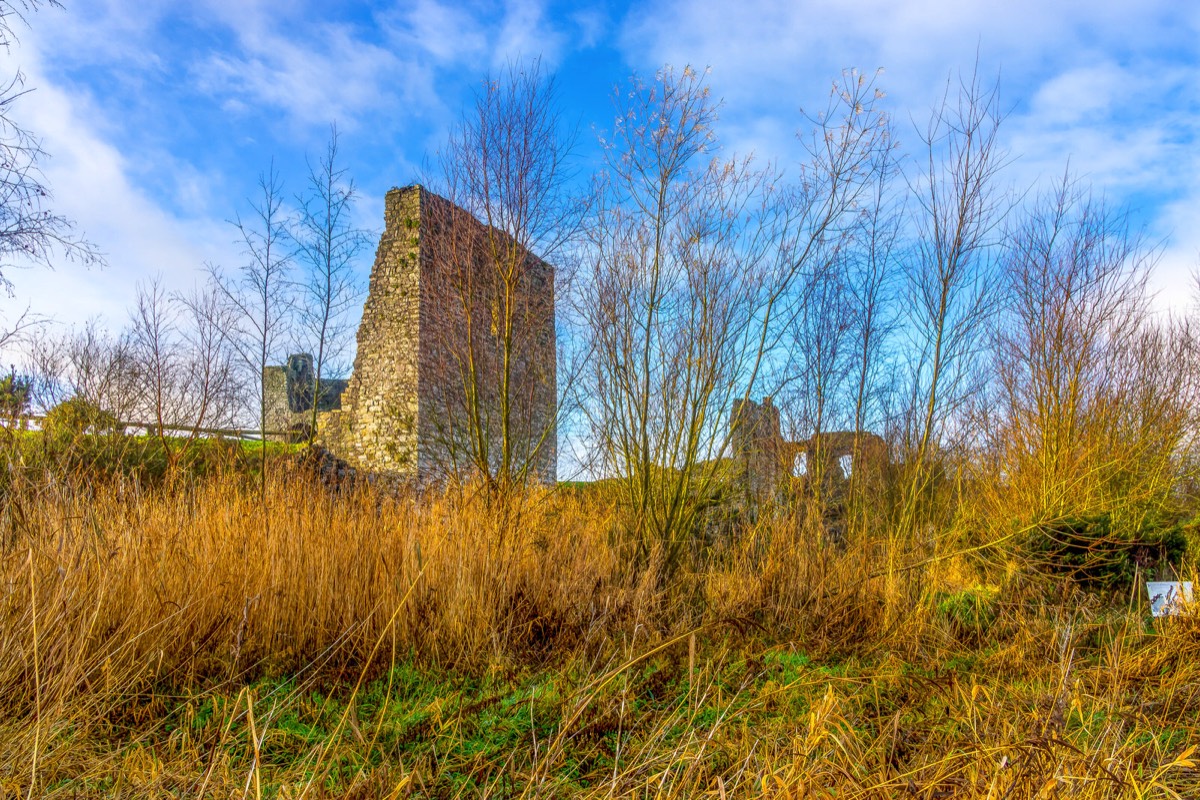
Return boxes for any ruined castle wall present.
[262,366,291,438]
[320,185,557,484]
[415,192,557,483]
[797,430,889,493]
[730,397,786,503]
[519,261,557,484]
[321,187,423,475]
[730,395,893,511]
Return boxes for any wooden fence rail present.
[0,414,292,440]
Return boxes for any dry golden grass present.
[0,463,1197,798]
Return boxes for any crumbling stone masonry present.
[729,397,887,507]
[264,353,349,438]
[318,185,557,484]
[729,397,786,504]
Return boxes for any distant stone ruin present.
[263,353,348,439]
[267,185,557,485]
[729,397,786,502]
[729,397,887,506]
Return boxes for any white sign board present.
[1146,581,1194,617]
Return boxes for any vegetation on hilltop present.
[1,5,1199,798]
[0,464,1197,797]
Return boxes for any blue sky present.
[5,0,1200,336]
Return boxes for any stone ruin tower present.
[321,185,557,484]
[729,397,786,504]
[263,354,350,438]
[729,395,890,513]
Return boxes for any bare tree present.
[425,59,579,494]
[1102,320,1199,522]
[127,275,239,469]
[582,66,763,568]
[292,125,368,444]
[211,166,293,483]
[0,305,41,357]
[896,69,1011,543]
[129,276,178,441]
[776,148,901,540]
[0,1,57,48]
[0,0,101,292]
[782,247,856,518]
[842,150,904,537]
[753,69,896,522]
[580,66,893,572]
[989,174,1166,528]
[26,319,138,420]
[176,280,241,436]
[847,155,903,437]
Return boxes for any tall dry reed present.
[1,466,1196,798]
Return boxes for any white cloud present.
[384,0,570,71]
[195,23,434,131]
[0,0,578,341]
[1,48,240,335]
[570,8,607,50]
[493,0,567,68]
[393,0,489,64]
[1028,64,1130,127]
[616,0,1200,306]
[1147,186,1200,314]
[21,0,174,70]
[4,0,1196,339]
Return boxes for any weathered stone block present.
[318,185,557,485]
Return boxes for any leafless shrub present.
[291,125,369,444]
[424,59,581,493]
